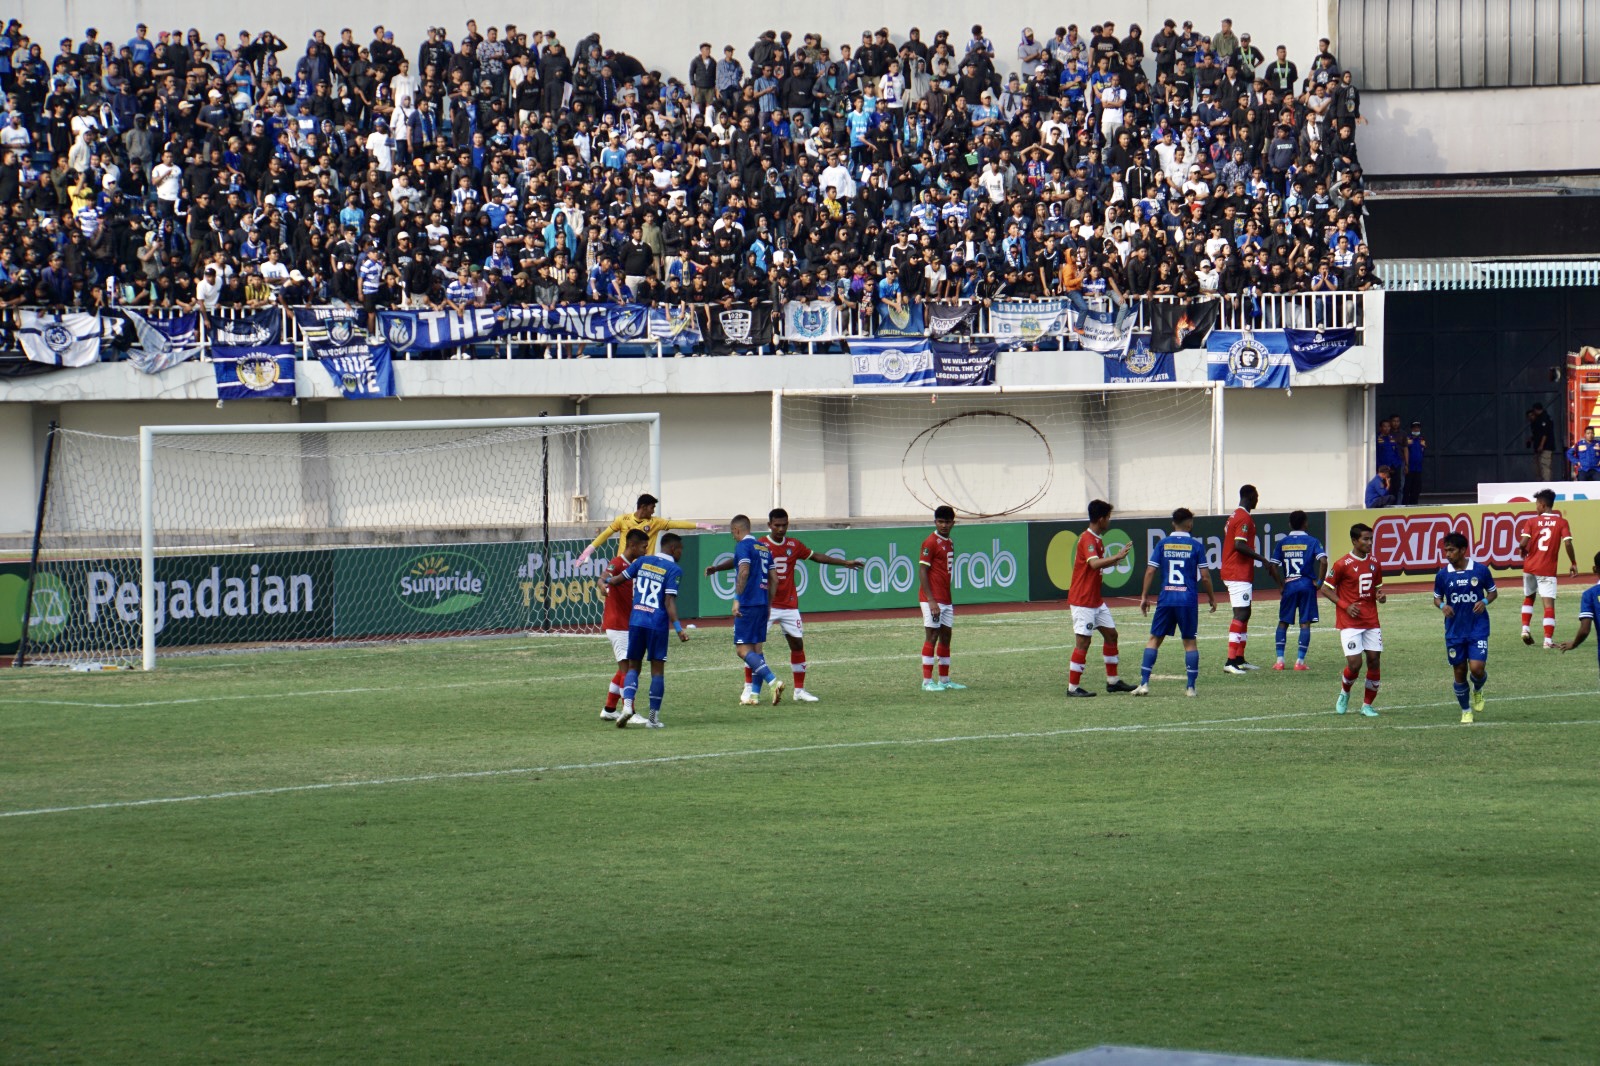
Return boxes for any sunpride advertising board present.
[690,523,1028,617]
[0,538,613,656]
[1027,511,1324,602]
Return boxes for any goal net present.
[18,415,658,670]
[774,386,1219,521]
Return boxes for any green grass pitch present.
[2,592,1598,1065]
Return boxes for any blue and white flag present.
[874,300,925,338]
[989,299,1069,346]
[1206,330,1292,389]
[498,304,655,343]
[850,338,935,387]
[931,340,997,386]
[18,310,100,367]
[207,308,283,347]
[647,306,704,350]
[292,306,365,345]
[212,344,297,400]
[319,343,395,399]
[783,300,844,342]
[123,310,201,373]
[1071,306,1132,357]
[1104,334,1175,383]
[378,308,501,352]
[1285,326,1357,372]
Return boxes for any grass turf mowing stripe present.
[6,691,1596,819]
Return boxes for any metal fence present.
[2,292,1371,362]
[1374,258,1600,291]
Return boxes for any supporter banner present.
[931,340,997,387]
[122,310,202,374]
[212,344,297,400]
[927,301,977,337]
[1327,501,1600,581]
[783,300,845,343]
[1286,326,1357,372]
[990,299,1070,345]
[1476,482,1599,504]
[378,308,500,352]
[1071,306,1132,357]
[292,306,365,344]
[704,304,775,355]
[647,306,704,350]
[1148,298,1220,353]
[1026,511,1322,602]
[319,344,396,399]
[17,310,100,367]
[500,304,657,343]
[1206,330,1292,389]
[1104,334,1175,384]
[850,338,936,387]
[207,308,283,347]
[693,523,1029,616]
[874,301,925,338]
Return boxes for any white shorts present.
[1070,603,1115,636]
[1523,574,1559,599]
[920,601,954,628]
[1224,580,1254,608]
[1339,628,1383,655]
[606,629,631,662]
[769,607,804,638]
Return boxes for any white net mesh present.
[21,419,656,667]
[776,388,1216,521]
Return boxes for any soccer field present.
[2,592,1598,1065]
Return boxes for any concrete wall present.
[1361,84,1600,177]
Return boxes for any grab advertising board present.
[1327,501,1600,580]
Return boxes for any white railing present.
[1376,259,1600,291]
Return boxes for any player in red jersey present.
[1320,522,1386,717]
[599,529,649,720]
[705,508,863,701]
[1516,487,1577,648]
[918,505,963,691]
[1220,484,1280,674]
[1066,498,1136,697]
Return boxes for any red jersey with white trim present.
[762,534,814,610]
[1068,528,1105,608]
[1324,552,1384,628]
[918,531,953,604]
[602,554,632,630]
[1519,512,1572,576]
[1221,507,1256,582]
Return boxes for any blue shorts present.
[1150,603,1198,640]
[626,624,670,663]
[733,605,770,646]
[1279,584,1320,625]
[1446,638,1489,666]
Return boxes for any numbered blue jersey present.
[1272,531,1326,589]
[733,535,773,608]
[1433,561,1495,643]
[624,553,683,630]
[1150,532,1206,607]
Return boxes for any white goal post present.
[128,414,661,670]
[770,383,1227,523]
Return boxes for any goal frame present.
[137,413,661,671]
[769,382,1227,520]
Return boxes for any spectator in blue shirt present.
[1365,466,1397,508]
[1568,426,1600,481]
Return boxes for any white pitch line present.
[5,694,1599,820]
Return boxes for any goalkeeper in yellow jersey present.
[576,494,718,565]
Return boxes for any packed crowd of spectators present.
[0,15,1380,323]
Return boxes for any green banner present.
[688,523,1030,618]
[1027,511,1326,601]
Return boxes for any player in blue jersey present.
[1272,510,1328,671]
[730,514,785,705]
[1555,550,1600,682]
[602,532,689,728]
[1134,508,1219,697]
[1433,531,1497,724]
